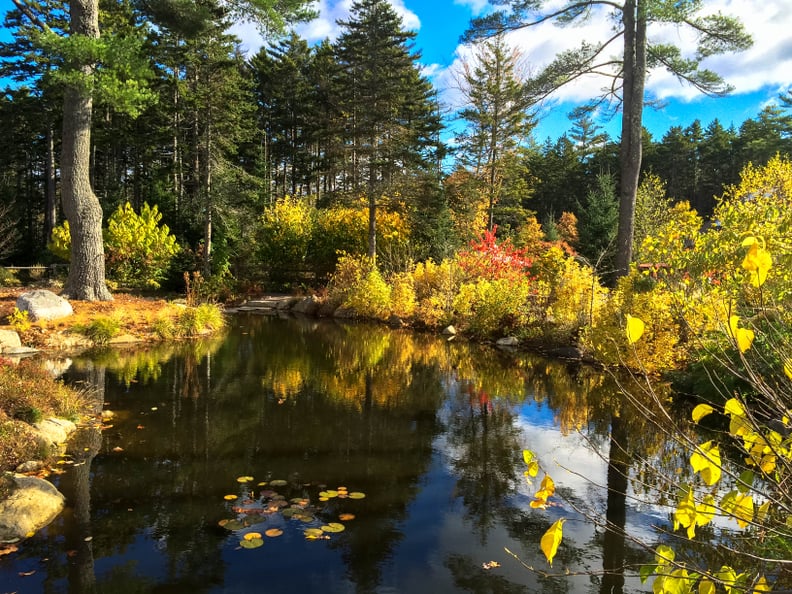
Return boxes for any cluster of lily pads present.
[218,476,366,550]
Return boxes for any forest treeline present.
[0,0,790,286]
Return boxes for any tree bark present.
[44,125,58,244]
[60,0,112,301]
[615,0,646,279]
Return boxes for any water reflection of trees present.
[46,315,734,593]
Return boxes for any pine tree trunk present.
[44,125,57,244]
[60,0,112,301]
[615,0,646,279]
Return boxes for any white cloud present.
[452,0,489,15]
[434,0,792,108]
[229,0,421,56]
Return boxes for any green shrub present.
[0,268,20,287]
[105,202,180,289]
[256,196,315,283]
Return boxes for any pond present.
[1,314,717,593]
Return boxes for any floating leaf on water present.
[321,523,345,533]
[318,496,329,502]
[274,500,289,508]
[218,519,230,527]
[319,490,338,498]
[337,486,348,491]
[281,508,297,518]
[296,514,316,523]
[223,520,243,531]
[271,494,286,501]
[260,490,276,498]
[224,494,238,501]
[270,479,288,487]
[237,476,254,483]
[304,528,324,538]
[338,513,355,521]
[112,446,124,453]
[265,528,283,538]
[243,532,262,541]
[290,497,305,504]
[257,481,268,487]
[348,492,366,499]
[239,537,264,549]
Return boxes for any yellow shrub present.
[540,248,608,332]
[389,271,416,318]
[452,277,532,338]
[412,259,462,327]
[583,272,683,372]
[328,253,391,320]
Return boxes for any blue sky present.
[3,0,791,144]
[267,0,792,144]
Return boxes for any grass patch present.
[73,316,122,345]
[0,359,91,472]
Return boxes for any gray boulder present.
[16,290,73,322]
[0,474,65,543]
[292,296,320,315]
[34,417,76,449]
[0,329,21,353]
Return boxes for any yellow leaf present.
[695,494,716,529]
[784,360,792,381]
[698,578,716,594]
[522,449,536,465]
[724,398,746,417]
[540,518,565,566]
[754,576,771,592]
[674,487,697,537]
[756,500,771,524]
[733,493,754,528]
[690,441,722,486]
[243,532,262,541]
[691,404,714,423]
[736,327,755,353]
[625,314,645,345]
[525,461,539,478]
[741,242,772,287]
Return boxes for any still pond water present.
[2,314,706,593]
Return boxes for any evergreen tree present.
[577,172,618,276]
[455,32,534,231]
[335,0,443,258]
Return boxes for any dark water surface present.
[2,314,683,593]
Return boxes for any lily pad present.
[338,513,355,521]
[243,532,262,541]
[239,537,264,549]
[321,523,345,533]
[281,508,297,518]
[222,519,244,531]
[224,494,238,501]
[348,492,366,499]
[319,490,338,498]
[265,528,283,538]
[269,479,288,487]
[296,514,316,523]
[237,476,254,483]
[304,528,324,538]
